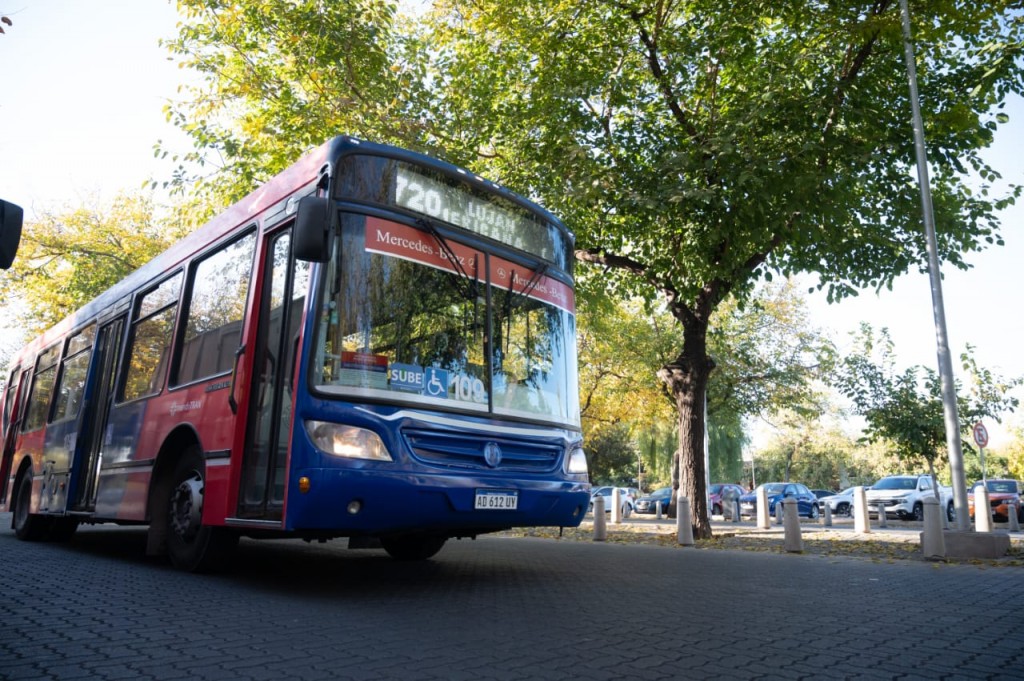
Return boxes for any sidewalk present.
[501,513,1024,565]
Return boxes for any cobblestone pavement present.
[2,513,1022,681]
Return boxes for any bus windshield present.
[311,213,580,426]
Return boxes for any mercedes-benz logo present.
[483,442,503,468]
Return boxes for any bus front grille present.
[402,428,561,472]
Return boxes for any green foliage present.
[999,427,1024,481]
[585,423,639,486]
[708,413,745,484]
[160,0,433,206]
[834,324,1022,470]
[577,292,675,429]
[428,1,1022,306]
[635,421,677,490]
[753,421,889,490]
[164,1,1024,538]
[579,281,823,491]
[708,279,834,421]
[0,194,187,336]
[423,0,1023,537]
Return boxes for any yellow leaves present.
[497,520,1024,569]
[0,194,188,334]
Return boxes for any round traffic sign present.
[973,422,989,448]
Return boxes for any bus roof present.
[7,136,567,368]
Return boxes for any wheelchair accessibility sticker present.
[424,367,449,398]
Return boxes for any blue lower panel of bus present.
[285,467,590,536]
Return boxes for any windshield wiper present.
[506,262,548,310]
[418,218,479,299]
[502,262,549,357]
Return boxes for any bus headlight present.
[565,444,588,475]
[305,421,393,462]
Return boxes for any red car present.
[967,479,1023,522]
[710,483,746,516]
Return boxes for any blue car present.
[739,482,820,520]
[634,487,673,514]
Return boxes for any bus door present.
[68,316,125,512]
[0,368,31,506]
[238,227,310,520]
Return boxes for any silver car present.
[818,487,862,516]
[588,486,637,515]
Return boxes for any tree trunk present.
[659,323,715,540]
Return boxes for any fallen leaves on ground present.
[496,522,1024,567]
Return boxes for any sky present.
[1,1,1023,445]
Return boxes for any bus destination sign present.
[394,163,559,264]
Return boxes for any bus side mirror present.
[293,195,333,263]
[0,199,24,269]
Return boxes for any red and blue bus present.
[1,137,590,570]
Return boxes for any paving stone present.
[2,513,1023,681]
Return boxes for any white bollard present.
[611,488,622,525]
[656,500,663,520]
[875,501,887,528]
[853,486,871,534]
[592,494,607,541]
[676,494,694,546]
[774,500,785,526]
[783,498,804,553]
[974,485,992,533]
[1007,500,1021,532]
[756,485,770,530]
[822,502,832,527]
[732,499,741,524]
[920,496,946,559]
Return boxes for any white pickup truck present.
[864,475,955,521]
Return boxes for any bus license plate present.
[475,490,518,510]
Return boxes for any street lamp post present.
[898,0,970,530]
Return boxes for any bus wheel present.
[165,448,237,572]
[13,472,51,541]
[380,533,447,561]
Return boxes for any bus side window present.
[175,230,256,386]
[22,344,62,432]
[51,324,96,423]
[2,367,20,436]
[122,272,183,402]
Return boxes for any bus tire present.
[165,447,237,572]
[13,471,51,541]
[380,533,447,561]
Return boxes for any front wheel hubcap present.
[169,472,204,542]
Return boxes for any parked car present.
[865,475,954,521]
[739,482,820,520]
[968,479,1023,522]
[710,483,746,516]
[634,487,673,514]
[810,489,835,500]
[589,486,637,515]
[817,487,861,516]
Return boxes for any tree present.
[585,423,640,485]
[160,0,429,208]
[835,324,1021,485]
[579,281,830,502]
[0,194,188,335]
[165,2,1024,538]
[999,427,1024,481]
[754,411,889,489]
[421,1,1023,537]
[706,280,833,432]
